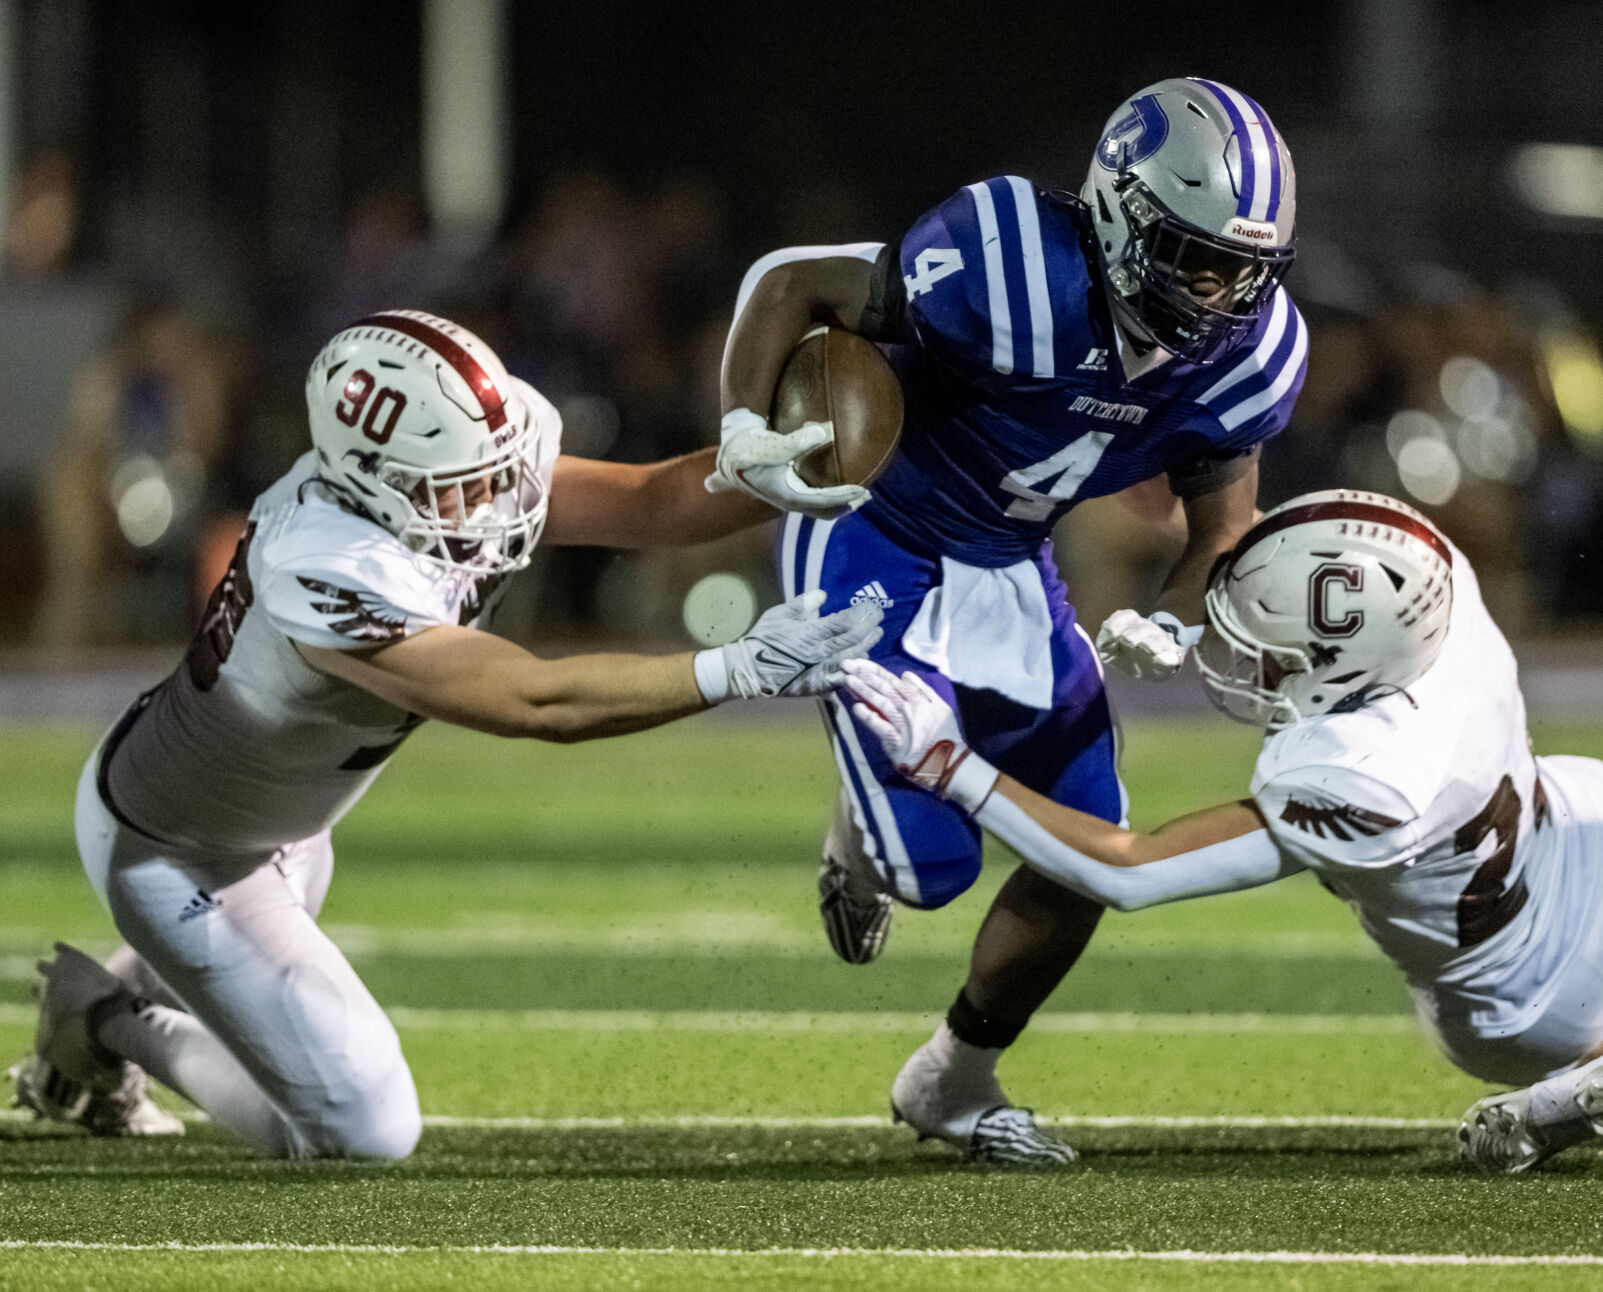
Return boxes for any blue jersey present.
[866,175,1308,567]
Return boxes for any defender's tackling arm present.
[842,658,1299,911]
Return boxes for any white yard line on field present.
[0,1108,1456,1130]
[0,1240,1596,1266]
[0,1002,1418,1034]
[0,927,1382,966]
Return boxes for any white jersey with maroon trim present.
[100,441,557,856]
[1249,548,1602,1055]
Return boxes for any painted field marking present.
[0,927,1382,968]
[0,1002,1418,1034]
[0,1240,1598,1266]
[0,1108,1456,1130]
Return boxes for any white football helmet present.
[1082,78,1296,364]
[305,310,557,574]
[1197,490,1454,729]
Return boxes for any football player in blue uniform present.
[708,78,1308,1164]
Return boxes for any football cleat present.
[9,1053,185,1137]
[891,1023,1077,1167]
[1456,1087,1595,1174]
[32,943,128,1086]
[967,1105,1079,1167]
[7,1054,89,1124]
[82,1061,185,1137]
[818,850,893,965]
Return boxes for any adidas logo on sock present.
[177,889,222,923]
[849,581,894,610]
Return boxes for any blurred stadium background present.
[0,0,1601,663]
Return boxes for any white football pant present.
[74,754,420,1159]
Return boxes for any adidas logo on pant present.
[178,889,223,923]
[850,581,895,610]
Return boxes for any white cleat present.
[10,1054,184,1137]
[890,1022,1077,1168]
[10,942,186,1138]
[34,942,128,1085]
[1456,1085,1595,1174]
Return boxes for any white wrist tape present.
[944,752,1000,814]
[692,648,731,704]
[1149,610,1204,649]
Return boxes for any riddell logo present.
[1228,220,1277,243]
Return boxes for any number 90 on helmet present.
[1082,77,1297,365]
[305,310,559,574]
[1198,490,1455,730]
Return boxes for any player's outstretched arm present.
[1097,454,1262,681]
[710,243,895,519]
[543,451,773,549]
[299,592,882,744]
[842,658,1298,910]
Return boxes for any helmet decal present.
[1309,564,1364,638]
[353,312,508,433]
[1191,79,1284,223]
[1095,93,1170,172]
[1234,498,1454,569]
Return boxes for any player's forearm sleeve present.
[974,796,1299,911]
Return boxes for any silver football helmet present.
[1082,78,1297,364]
[305,310,559,574]
[1197,490,1454,729]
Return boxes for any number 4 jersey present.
[865,175,1308,567]
[1250,547,1603,1065]
[97,445,557,856]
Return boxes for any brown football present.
[770,326,903,488]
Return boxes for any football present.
[770,326,903,488]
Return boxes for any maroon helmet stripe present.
[1237,499,1453,566]
[353,313,507,431]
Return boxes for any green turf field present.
[4,710,1603,1290]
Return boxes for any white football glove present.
[1095,608,1205,681]
[703,407,871,520]
[696,589,883,702]
[841,658,998,812]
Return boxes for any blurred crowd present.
[7,145,1603,652]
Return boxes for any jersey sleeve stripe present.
[1199,289,1289,406]
[1006,176,1055,379]
[965,181,1015,374]
[1217,304,1307,431]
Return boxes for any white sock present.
[97,1000,309,1157]
[1528,1053,1603,1133]
[930,1022,1004,1093]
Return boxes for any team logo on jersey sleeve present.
[1095,94,1170,171]
[1280,798,1402,841]
[296,577,408,642]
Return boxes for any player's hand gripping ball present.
[706,327,903,519]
